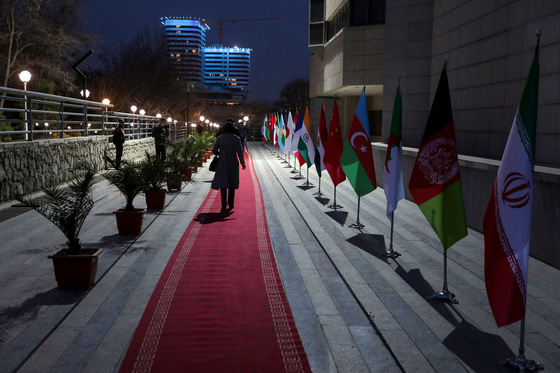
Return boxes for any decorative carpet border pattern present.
[131,192,217,373]
[249,153,307,373]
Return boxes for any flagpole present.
[384,212,401,258]
[349,197,364,229]
[426,248,458,303]
[303,167,313,186]
[313,177,323,196]
[499,317,544,370]
[328,186,342,209]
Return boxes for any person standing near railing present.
[113,119,126,169]
[152,118,169,161]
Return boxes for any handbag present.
[209,155,219,172]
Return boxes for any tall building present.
[204,47,251,104]
[161,17,251,104]
[162,17,208,84]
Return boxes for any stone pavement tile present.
[318,314,371,373]
[349,325,401,373]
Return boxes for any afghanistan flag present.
[324,100,346,187]
[408,67,467,250]
[340,90,376,197]
[384,86,405,220]
[483,53,539,328]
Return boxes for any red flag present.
[324,100,346,187]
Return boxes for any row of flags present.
[262,48,539,329]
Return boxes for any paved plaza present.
[0,142,558,372]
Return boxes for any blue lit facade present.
[162,17,208,83]
[161,17,252,103]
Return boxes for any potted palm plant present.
[17,167,102,290]
[140,152,167,209]
[164,149,186,191]
[104,158,146,235]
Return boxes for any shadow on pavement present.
[0,288,84,345]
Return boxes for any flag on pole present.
[283,111,294,154]
[408,66,467,250]
[297,106,316,167]
[262,116,268,141]
[291,110,306,166]
[278,112,285,152]
[314,105,327,175]
[324,100,346,187]
[384,86,405,219]
[483,51,539,328]
[340,89,377,197]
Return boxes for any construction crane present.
[204,16,282,45]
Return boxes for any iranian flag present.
[483,53,539,328]
[408,67,467,250]
[324,100,346,187]
[340,90,376,197]
[384,86,405,220]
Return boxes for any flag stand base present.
[302,181,313,186]
[349,221,364,229]
[328,204,342,209]
[427,289,458,304]
[313,191,323,196]
[384,249,401,259]
[499,357,544,371]
[291,169,299,173]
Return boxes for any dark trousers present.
[155,144,166,161]
[220,188,235,209]
[115,144,123,169]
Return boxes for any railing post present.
[82,103,88,136]
[26,95,33,141]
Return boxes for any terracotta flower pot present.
[190,164,198,172]
[48,248,103,290]
[180,166,193,179]
[167,177,183,191]
[145,189,167,209]
[114,208,146,235]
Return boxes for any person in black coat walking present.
[113,119,126,169]
[152,119,169,161]
[211,119,246,213]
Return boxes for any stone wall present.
[372,143,560,269]
[0,136,154,202]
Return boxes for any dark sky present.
[82,0,310,103]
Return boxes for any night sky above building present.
[83,0,310,103]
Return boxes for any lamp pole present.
[19,70,32,141]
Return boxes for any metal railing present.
[0,86,192,142]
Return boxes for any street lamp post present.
[139,109,146,138]
[19,70,32,140]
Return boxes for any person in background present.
[238,122,247,150]
[152,118,169,161]
[211,118,246,213]
[113,119,126,169]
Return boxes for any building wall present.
[382,0,560,167]
[0,137,154,203]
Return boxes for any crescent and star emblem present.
[351,132,369,153]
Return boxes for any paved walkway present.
[0,142,558,373]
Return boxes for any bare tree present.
[0,0,88,95]
[273,78,309,112]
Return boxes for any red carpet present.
[119,150,311,373]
